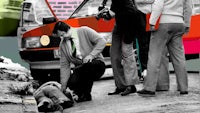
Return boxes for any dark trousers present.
[115,11,150,71]
[136,11,151,71]
[68,60,105,96]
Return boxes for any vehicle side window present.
[71,0,112,18]
[192,0,200,15]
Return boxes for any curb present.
[22,96,38,113]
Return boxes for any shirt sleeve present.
[183,0,192,27]
[149,0,164,25]
[83,27,106,58]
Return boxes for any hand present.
[98,5,105,11]
[184,27,190,34]
[76,53,83,60]
[102,10,115,21]
[150,25,156,31]
[83,55,94,63]
[61,84,67,92]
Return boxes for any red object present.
[22,14,200,54]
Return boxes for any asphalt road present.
[63,73,200,113]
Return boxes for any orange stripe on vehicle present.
[183,15,200,40]
[23,23,56,38]
[23,47,59,51]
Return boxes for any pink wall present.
[47,0,84,20]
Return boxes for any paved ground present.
[0,71,199,113]
[63,72,200,113]
[0,80,38,113]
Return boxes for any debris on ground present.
[0,56,32,81]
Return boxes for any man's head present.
[52,21,72,38]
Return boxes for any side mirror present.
[43,17,56,24]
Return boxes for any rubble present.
[0,56,32,81]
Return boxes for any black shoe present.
[137,89,155,97]
[156,89,169,92]
[121,85,137,96]
[76,93,92,103]
[180,91,188,95]
[60,100,74,109]
[108,88,125,95]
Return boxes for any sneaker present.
[137,89,155,97]
[180,91,188,95]
[139,76,144,82]
[121,85,137,96]
[142,69,147,77]
[108,88,125,95]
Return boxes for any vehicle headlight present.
[24,37,41,48]
[40,35,50,46]
[99,32,112,45]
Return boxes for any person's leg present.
[120,15,139,96]
[67,68,82,97]
[156,48,170,91]
[167,23,188,93]
[120,41,138,96]
[121,41,138,86]
[137,27,151,81]
[81,60,106,94]
[136,11,150,72]
[109,24,127,95]
[68,60,105,102]
[143,24,169,92]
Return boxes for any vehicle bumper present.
[28,60,60,69]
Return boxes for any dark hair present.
[52,21,71,34]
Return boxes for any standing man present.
[52,21,106,102]
[135,0,170,91]
[101,0,144,96]
[138,0,192,96]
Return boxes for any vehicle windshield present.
[22,0,54,26]
[70,0,112,18]
[35,0,54,23]
[70,0,200,16]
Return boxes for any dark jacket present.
[110,0,137,16]
[110,0,141,32]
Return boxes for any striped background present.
[48,0,84,20]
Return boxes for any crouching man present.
[52,21,106,102]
